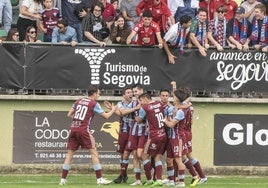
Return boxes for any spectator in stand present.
[250,3,268,51]
[17,0,43,41]
[199,0,217,21]
[163,15,192,64]
[207,5,230,51]
[151,0,175,35]
[0,28,19,43]
[126,10,163,48]
[110,15,132,44]
[82,2,109,47]
[99,0,117,29]
[189,7,209,57]
[226,6,251,51]
[111,0,121,16]
[0,0,12,33]
[24,26,42,42]
[262,45,268,52]
[167,0,180,16]
[120,0,141,29]
[215,0,238,21]
[53,0,62,17]
[6,28,20,41]
[39,0,61,42]
[259,0,268,15]
[136,0,153,17]
[61,0,87,43]
[174,0,199,23]
[51,18,78,46]
[240,0,261,23]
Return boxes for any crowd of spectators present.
[1,0,268,58]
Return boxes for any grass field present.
[0,174,267,188]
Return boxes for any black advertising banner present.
[13,111,121,164]
[214,114,268,166]
[0,43,24,89]
[23,45,268,92]
[24,44,90,89]
[1,44,268,92]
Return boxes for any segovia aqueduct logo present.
[75,48,116,84]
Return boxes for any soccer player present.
[113,86,140,184]
[163,88,188,187]
[135,93,167,186]
[171,82,208,185]
[179,87,207,185]
[158,88,177,186]
[59,85,116,185]
[126,84,146,186]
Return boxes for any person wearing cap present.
[240,0,261,23]
[249,3,268,52]
[215,0,238,22]
[226,6,251,51]
[208,5,229,51]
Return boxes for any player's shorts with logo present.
[116,131,129,154]
[144,130,167,156]
[184,131,192,153]
[67,128,95,150]
[126,134,147,151]
[166,137,184,158]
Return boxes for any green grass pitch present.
[0,174,267,188]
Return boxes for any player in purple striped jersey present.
[59,85,116,186]
[163,88,188,187]
[135,93,167,186]
[177,86,207,185]
[113,86,140,184]
[126,84,146,186]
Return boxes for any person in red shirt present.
[199,0,217,21]
[151,0,175,35]
[136,0,153,17]
[99,0,117,28]
[215,0,238,21]
[126,10,163,48]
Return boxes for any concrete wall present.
[0,95,268,174]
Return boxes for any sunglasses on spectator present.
[14,33,19,36]
[29,31,36,34]
[218,11,226,14]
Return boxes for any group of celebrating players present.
[59,82,207,186]
[112,82,207,187]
